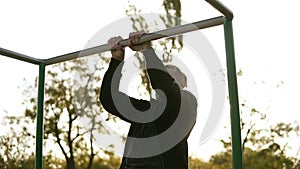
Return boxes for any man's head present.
[165,65,187,89]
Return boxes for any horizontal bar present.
[205,0,233,20]
[45,16,225,65]
[0,47,43,65]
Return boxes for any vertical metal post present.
[223,20,244,169]
[35,63,46,169]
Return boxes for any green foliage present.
[125,3,151,96]
[2,0,185,168]
[208,147,300,169]
[125,0,183,97]
[209,151,232,169]
[189,156,215,169]
[126,0,183,56]
[2,1,299,168]
[189,143,294,168]
[160,0,183,60]
[217,98,300,168]
[0,112,35,169]
[243,147,297,169]
[19,57,117,169]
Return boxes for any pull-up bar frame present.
[0,1,243,169]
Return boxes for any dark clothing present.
[100,48,197,169]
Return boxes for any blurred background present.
[0,0,299,168]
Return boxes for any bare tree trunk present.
[86,153,95,169]
[66,158,76,169]
[86,124,96,169]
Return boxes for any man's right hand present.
[129,31,151,52]
[107,36,125,61]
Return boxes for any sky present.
[1,0,300,160]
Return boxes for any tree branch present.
[242,123,255,151]
[55,122,68,160]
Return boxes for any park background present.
[0,0,300,168]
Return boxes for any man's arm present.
[100,36,151,123]
[128,32,181,130]
[143,47,180,94]
[100,59,151,123]
[128,31,181,96]
[143,48,181,130]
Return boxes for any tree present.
[209,69,300,168]
[23,57,112,169]
[1,1,190,168]
[188,156,214,169]
[125,0,183,96]
[0,111,35,169]
[215,100,300,168]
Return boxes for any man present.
[100,31,197,169]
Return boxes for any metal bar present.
[35,63,46,169]
[0,47,43,65]
[205,0,233,20]
[44,16,225,65]
[224,20,244,169]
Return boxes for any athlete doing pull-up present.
[100,31,197,169]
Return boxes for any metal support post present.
[205,0,234,20]
[224,19,244,169]
[35,63,46,169]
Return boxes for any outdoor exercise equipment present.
[0,0,244,168]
